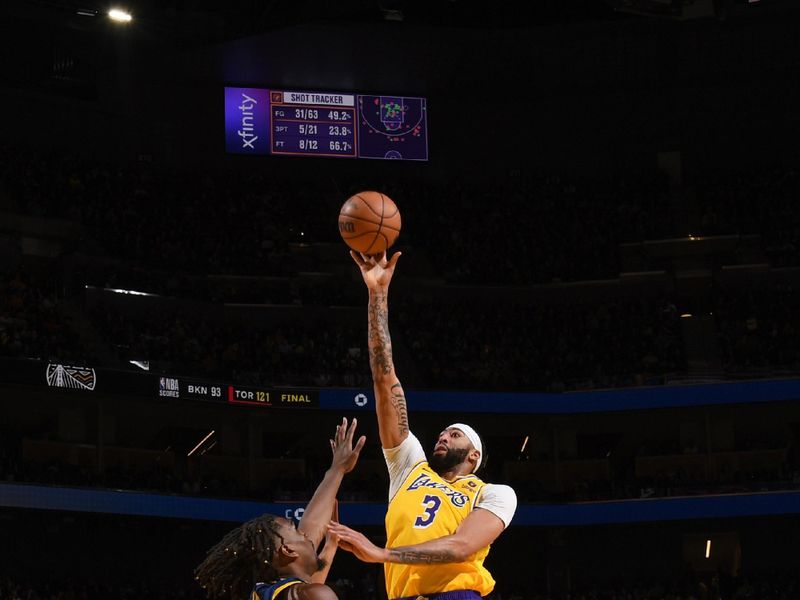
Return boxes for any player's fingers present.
[330,528,345,538]
[349,250,367,268]
[345,417,358,442]
[329,521,351,533]
[354,435,366,454]
[386,251,402,270]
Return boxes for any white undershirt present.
[383,432,517,528]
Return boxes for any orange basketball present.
[338,191,401,254]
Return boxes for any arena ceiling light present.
[98,286,156,297]
[108,8,133,22]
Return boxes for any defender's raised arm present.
[298,417,365,547]
[350,250,408,449]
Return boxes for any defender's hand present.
[330,417,366,474]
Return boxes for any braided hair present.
[195,514,286,599]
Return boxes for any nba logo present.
[159,377,179,398]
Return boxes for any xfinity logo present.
[237,93,259,149]
[225,88,267,156]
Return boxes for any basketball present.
[338,191,401,255]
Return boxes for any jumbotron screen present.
[224,87,428,161]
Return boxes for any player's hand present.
[328,522,388,564]
[330,417,366,474]
[350,250,401,291]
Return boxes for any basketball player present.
[195,418,365,600]
[330,251,517,599]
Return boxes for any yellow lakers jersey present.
[384,460,495,599]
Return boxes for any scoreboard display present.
[271,91,357,157]
[224,87,428,161]
[174,379,319,408]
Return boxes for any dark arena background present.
[2,1,800,599]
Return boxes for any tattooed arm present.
[351,250,409,449]
[329,508,506,564]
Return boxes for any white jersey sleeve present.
[383,432,426,500]
[475,483,517,528]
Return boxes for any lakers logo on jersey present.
[406,473,469,507]
[385,462,495,599]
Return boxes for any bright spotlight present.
[108,8,132,22]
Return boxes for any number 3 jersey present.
[383,432,517,599]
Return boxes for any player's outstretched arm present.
[350,250,409,449]
[298,418,365,548]
[329,509,506,565]
[309,501,339,585]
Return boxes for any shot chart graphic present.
[357,95,428,160]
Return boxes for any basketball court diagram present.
[357,95,428,160]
